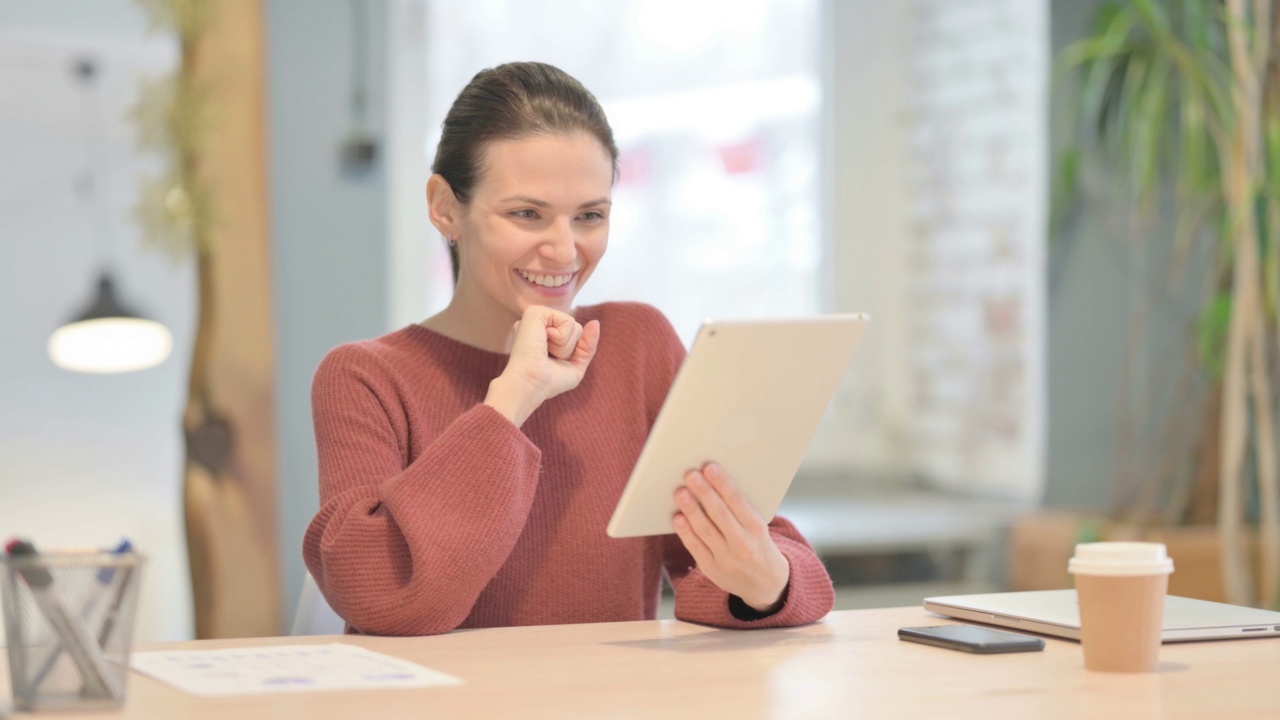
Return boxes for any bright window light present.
[424,0,825,345]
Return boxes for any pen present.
[28,539,134,691]
[6,540,118,700]
[97,539,135,648]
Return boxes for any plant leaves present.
[1050,148,1082,243]
[1197,291,1233,380]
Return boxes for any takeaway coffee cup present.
[1068,542,1174,672]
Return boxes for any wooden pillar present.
[183,0,282,639]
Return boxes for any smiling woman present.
[300,61,834,636]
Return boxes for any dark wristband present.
[728,582,790,621]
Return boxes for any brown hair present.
[432,62,619,282]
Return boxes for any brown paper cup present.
[1069,542,1174,673]
[1075,573,1169,672]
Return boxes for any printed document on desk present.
[131,643,462,696]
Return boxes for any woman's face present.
[451,133,613,323]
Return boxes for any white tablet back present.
[606,314,869,538]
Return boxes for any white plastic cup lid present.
[1067,542,1174,576]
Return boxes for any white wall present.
[0,0,194,642]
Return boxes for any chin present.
[544,299,576,314]
[513,298,569,317]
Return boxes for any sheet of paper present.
[130,643,463,697]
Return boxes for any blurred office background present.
[0,0,1188,641]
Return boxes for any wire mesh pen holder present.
[2,550,144,712]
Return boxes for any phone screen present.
[898,625,1046,654]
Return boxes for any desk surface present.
[6,606,1280,719]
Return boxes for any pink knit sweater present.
[303,302,835,636]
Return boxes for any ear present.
[426,174,461,239]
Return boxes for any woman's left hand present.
[672,462,791,613]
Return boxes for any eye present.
[510,209,540,220]
[578,211,607,222]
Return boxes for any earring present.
[447,236,457,247]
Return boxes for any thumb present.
[569,319,601,371]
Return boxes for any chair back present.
[290,571,346,635]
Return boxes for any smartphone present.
[898,625,1045,654]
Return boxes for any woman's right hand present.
[484,305,601,427]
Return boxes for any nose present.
[540,217,576,266]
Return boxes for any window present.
[420,0,826,344]
[387,0,1049,497]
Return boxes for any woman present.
[303,61,835,636]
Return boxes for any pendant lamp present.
[47,56,173,374]
[48,271,173,373]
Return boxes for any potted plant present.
[1055,0,1279,607]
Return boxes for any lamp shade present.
[48,272,173,373]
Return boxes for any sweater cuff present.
[728,582,791,621]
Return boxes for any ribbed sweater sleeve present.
[301,343,541,636]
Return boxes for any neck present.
[421,284,519,353]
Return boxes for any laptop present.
[924,590,1280,642]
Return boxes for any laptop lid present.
[924,590,1280,643]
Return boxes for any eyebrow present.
[500,195,612,210]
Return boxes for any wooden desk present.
[5,606,1279,719]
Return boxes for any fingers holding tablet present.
[672,463,790,612]
[700,463,768,534]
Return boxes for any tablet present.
[606,314,870,538]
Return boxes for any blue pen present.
[95,539,132,588]
[6,540,118,700]
[96,539,135,648]
[28,539,133,691]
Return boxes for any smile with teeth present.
[517,270,575,288]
